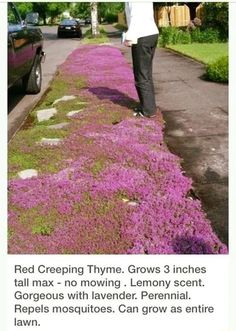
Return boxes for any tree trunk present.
[43,14,46,25]
[91,2,99,36]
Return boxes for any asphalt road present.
[8,25,87,141]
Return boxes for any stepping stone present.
[18,169,38,179]
[40,138,62,145]
[122,198,129,203]
[48,122,69,130]
[127,201,139,207]
[53,95,76,105]
[67,109,84,118]
[122,198,139,207]
[37,108,57,122]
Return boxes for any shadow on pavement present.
[106,30,122,39]
[89,86,137,108]
[163,111,228,246]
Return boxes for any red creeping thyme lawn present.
[8,45,227,254]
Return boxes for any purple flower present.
[8,45,228,254]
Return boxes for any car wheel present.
[57,32,61,38]
[23,55,42,94]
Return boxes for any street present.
[8,25,87,140]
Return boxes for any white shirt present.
[125,2,159,43]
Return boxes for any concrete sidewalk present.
[123,46,228,245]
[156,49,228,246]
[103,23,228,245]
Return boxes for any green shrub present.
[202,2,228,41]
[175,30,191,44]
[200,28,220,43]
[159,26,191,47]
[104,13,118,23]
[190,28,202,43]
[159,26,221,47]
[191,27,220,43]
[84,27,107,39]
[206,56,228,83]
[159,26,180,47]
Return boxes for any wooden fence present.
[196,4,204,20]
[155,5,190,27]
[118,4,204,28]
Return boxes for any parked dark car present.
[8,2,45,94]
[57,19,82,38]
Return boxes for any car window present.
[60,19,77,25]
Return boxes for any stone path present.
[48,122,69,130]
[17,95,83,179]
[18,169,38,179]
[53,95,76,105]
[36,108,57,122]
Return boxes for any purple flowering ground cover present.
[8,45,227,254]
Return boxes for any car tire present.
[57,32,61,38]
[23,55,42,94]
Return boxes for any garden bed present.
[8,45,227,254]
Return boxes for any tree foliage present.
[69,2,124,23]
[69,3,91,19]
[17,2,126,26]
[15,3,33,19]
[47,3,69,23]
[16,2,70,25]
[98,2,124,23]
[202,2,228,40]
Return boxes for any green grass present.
[113,23,127,31]
[8,127,66,178]
[82,26,110,44]
[18,207,61,236]
[82,35,109,44]
[166,43,228,64]
[39,75,69,109]
[37,75,87,109]
[8,74,89,178]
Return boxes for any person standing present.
[124,2,159,118]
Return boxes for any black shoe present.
[133,110,144,117]
[133,106,142,113]
[133,107,157,119]
[137,110,156,118]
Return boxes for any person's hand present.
[124,40,132,47]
